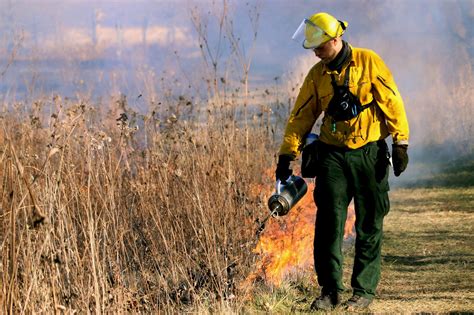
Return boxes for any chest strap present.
[330,67,377,110]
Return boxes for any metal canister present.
[267,175,308,216]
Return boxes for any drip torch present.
[257,175,308,235]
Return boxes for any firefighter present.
[275,12,409,311]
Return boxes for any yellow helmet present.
[292,12,348,49]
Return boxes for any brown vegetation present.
[0,96,276,313]
[1,1,473,312]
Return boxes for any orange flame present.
[248,180,356,286]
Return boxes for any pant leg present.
[347,141,390,298]
[313,148,351,293]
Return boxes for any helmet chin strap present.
[338,20,347,31]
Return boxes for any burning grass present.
[246,180,356,287]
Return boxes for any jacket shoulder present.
[308,61,324,76]
[352,47,383,62]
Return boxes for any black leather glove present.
[392,144,408,177]
[275,155,293,183]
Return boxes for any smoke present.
[356,1,472,148]
[0,0,194,101]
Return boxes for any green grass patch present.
[394,154,474,188]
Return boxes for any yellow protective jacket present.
[279,46,409,158]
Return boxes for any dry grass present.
[375,188,474,313]
[0,95,473,313]
[0,96,278,313]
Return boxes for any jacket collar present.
[321,43,355,75]
[322,59,355,75]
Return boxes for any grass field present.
[2,1,474,311]
[376,187,474,313]
[246,185,474,313]
[0,97,472,313]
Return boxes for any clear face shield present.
[291,19,330,49]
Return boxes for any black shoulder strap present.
[330,67,351,88]
[330,74,337,87]
[361,98,378,110]
[343,66,350,87]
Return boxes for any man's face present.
[313,39,339,63]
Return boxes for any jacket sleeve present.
[279,72,321,158]
[370,52,409,145]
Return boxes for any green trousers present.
[313,140,390,298]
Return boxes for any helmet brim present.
[292,19,331,49]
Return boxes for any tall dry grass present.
[1,58,473,315]
[0,94,279,313]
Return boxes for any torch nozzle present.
[270,204,283,216]
[256,221,266,236]
[255,204,282,237]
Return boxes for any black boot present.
[310,289,341,311]
[343,295,373,310]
